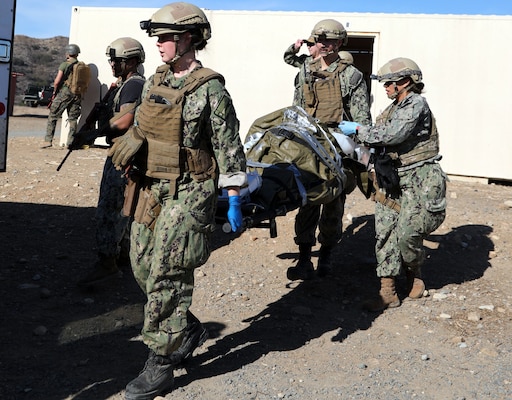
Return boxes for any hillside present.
[12,35,69,103]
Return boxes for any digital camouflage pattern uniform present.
[283,43,312,68]
[95,74,145,261]
[131,64,246,356]
[357,92,446,278]
[293,57,371,248]
[283,43,314,105]
[45,58,82,146]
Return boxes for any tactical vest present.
[399,114,439,167]
[101,75,145,143]
[303,59,347,125]
[136,65,223,186]
[377,103,440,167]
[112,74,145,121]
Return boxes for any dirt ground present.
[1,105,512,400]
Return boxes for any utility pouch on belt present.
[374,154,400,192]
[370,170,401,213]
[134,187,162,231]
[123,175,140,217]
[122,163,147,217]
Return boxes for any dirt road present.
[1,106,512,400]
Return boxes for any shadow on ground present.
[0,201,493,399]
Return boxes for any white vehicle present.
[0,0,16,172]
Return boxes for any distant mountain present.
[12,35,69,103]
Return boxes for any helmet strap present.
[167,34,183,64]
[169,33,197,66]
[390,81,413,100]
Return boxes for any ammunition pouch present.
[133,186,162,231]
[123,171,143,218]
[185,146,217,182]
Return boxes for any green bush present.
[32,52,54,64]
[13,57,26,66]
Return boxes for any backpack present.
[66,61,91,96]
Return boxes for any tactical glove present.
[68,129,100,150]
[108,127,145,169]
[339,120,361,136]
[227,195,243,233]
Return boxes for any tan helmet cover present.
[141,2,211,41]
[106,37,145,63]
[374,57,423,83]
[311,19,348,46]
[303,36,316,45]
[338,51,354,65]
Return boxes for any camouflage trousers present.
[375,162,446,277]
[294,193,346,247]
[130,177,216,356]
[95,156,130,258]
[45,87,81,145]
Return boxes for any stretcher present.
[216,106,371,237]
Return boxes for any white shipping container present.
[66,7,512,182]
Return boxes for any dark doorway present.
[345,36,375,97]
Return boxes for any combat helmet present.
[311,19,348,46]
[373,57,422,84]
[140,2,211,42]
[339,51,354,65]
[106,37,145,63]
[65,44,80,56]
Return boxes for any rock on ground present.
[1,106,512,400]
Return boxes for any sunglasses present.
[384,77,409,87]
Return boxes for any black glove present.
[374,154,400,191]
[68,129,100,150]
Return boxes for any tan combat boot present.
[406,269,425,299]
[363,277,401,312]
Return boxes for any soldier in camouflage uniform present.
[283,35,320,104]
[283,35,320,68]
[342,58,447,311]
[78,37,146,287]
[287,19,371,281]
[42,44,83,148]
[108,3,247,399]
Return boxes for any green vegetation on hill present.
[12,35,69,103]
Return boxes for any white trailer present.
[0,0,16,172]
[68,7,512,182]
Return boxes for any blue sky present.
[15,0,512,38]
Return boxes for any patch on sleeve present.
[349,69,363,88]
[213,94,231,120]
